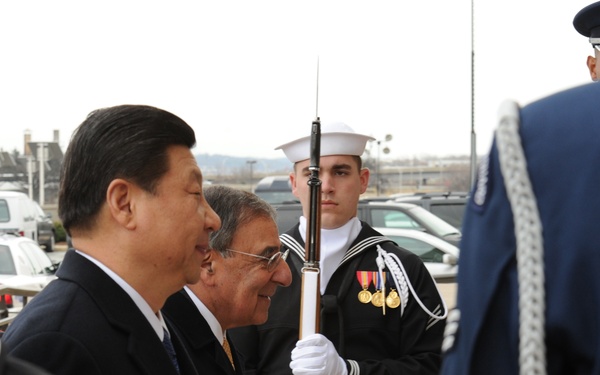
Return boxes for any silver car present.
[375,227,459,283]
[0,233,58,293]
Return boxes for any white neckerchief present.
[184,286,226,345]
[75,250,166,341]
[299,216,362,294]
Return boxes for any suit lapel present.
[168,321,200,375]
[163,290,238,374]
[56,250,186,375]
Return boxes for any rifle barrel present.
[299,117,322,338]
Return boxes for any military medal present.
[371,290,384,307]
[371,272,385,314]
[356,271,373,303]
[386,288,400,309]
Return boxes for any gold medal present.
[358,289,372,303]
[356,271,373,304]
[386,289,400,309]
[371,290,384,307]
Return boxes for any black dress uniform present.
[230,222,446,375]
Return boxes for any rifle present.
[299,62,322,339]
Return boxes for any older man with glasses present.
[162,185,292,375]
[574,1,600,81]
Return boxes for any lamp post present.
[375,134,392,196]
[38,143,46,205]
[27,154,34,200]
[247,160,257,191]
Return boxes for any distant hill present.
[195,152,474,177]
[195,153,292,176]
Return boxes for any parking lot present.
[47,244,67,263]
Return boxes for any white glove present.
[290,333,348,375]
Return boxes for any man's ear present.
[289,171,300,197]
[587,55,598,81]
[359,168,370,194]
[199,250,218,285]
[106,179,136,230]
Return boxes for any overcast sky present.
[0,1,595,161]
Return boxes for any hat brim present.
[275,131,375,163]
[574,2,600,38]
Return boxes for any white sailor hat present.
[275,122,375,163]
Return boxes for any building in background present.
[0,130,63,206]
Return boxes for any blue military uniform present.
[441,82,600,374]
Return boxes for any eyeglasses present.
[226,248,289,272]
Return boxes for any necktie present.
[222,336,235,369]
[163,328,180,374]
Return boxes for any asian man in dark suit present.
[3,105,221,375]
[163,185,292,375]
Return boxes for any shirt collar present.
[75,250,165,340]
[184,286,225,344]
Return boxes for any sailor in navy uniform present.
[574,1,600,81]
[229,122,447,375]
[440,82,600,374]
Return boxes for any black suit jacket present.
[0,340,53,375]
[2,250,198,375]
[163,289,243,375]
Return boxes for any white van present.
[0,191,38,241]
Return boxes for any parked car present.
[391,192,469,229]
[0,233,59,293]
[0,191,38,242]
[33,201,55,252]
[273,200,462,246]
[253,175,298,205]
[375,227,459,283]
